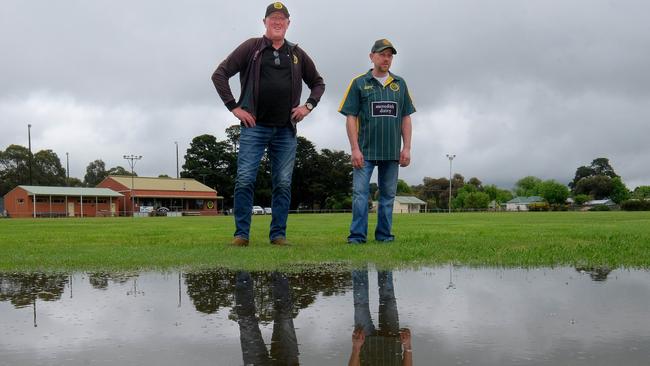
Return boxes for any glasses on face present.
[273,50,280,65]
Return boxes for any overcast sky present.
[1,0,649,190]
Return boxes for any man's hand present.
[290,105,310,123]
[352,327,366,351]
[399,328,412,350]
[399,148,411,167]
[232,107,256,127]
[351,148,365,169]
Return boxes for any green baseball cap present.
[371,39,397,54]
[265,2,290,18]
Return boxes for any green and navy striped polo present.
[338,70,416,161]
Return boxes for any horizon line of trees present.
[3,140,650,210]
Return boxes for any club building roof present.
[12,186,123,197]
[98,176,218,199]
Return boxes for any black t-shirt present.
[256,44,292,127]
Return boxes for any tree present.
[570,157,619,191]
[107,166,135,176]
[538,180,570,205]
[181,134,238,206]
[396,179,412,195]
[573,194,591,205]
[514,176,542,197]
[464,192,490,209]
[483,184,513,203]
[0,144,31,196]
[84,159,107,186]
[632,186,650,199]
[610,177,630,204]
[575,175,613,199]
[467,177,482,190]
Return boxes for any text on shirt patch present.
[371,101,398,117]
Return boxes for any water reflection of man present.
[348,270,412,366]
[234,271,299,365]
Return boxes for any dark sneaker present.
[347,239,366,244]
[231,237,249,247]
[270,237,290,246]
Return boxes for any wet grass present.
[1,212,650,272]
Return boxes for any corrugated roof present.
[18,186,123,197]
[395,196,426,204]
[507,196,545,204]
[107,176,216,192]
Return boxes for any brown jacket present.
[212,36,325,128]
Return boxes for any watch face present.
[306,103,314,110]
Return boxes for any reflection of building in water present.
[575,266,612,282]
[87,272,135,290]
[235,271,299,365]
[351,269,412,366]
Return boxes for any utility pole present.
[446,154,456,213]
[66,152,70,186]
[28,124,33,185]
[123,155,142,216]
[175,141,179,179]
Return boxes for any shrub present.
[550,204,569,211]
[528,202,550,211]
[621,199,650,211]
[589,205,611,211]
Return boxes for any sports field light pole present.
[446,154,455,213]
[174,141,179,179]
[123,154,142,216]
[66,152,70,186]
[28,124,33,185]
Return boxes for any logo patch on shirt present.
[389,82,399,92]
[293,55,298,64]
[371,101,398,117]
[363,85,374,90]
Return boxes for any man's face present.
[263,11,290,41]
[370,49,394,73]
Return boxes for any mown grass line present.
[1,212,649,272]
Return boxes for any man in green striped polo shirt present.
[339,39,416,244]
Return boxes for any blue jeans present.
[348,160,399,243]
[233,125,296,241]
[352,269,399,336]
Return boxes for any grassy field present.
[1,212,649,272]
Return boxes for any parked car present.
[264,207,272,215]
[252,206,264,215]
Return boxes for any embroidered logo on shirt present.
[364,85,374,90]
[371,101,398,117]
[389,82,400,92]
[293,55,298,64]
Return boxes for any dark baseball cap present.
[371,39,397,54]
[265,2,290,18]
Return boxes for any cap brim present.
[374,46,397,54]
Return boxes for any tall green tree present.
[570,157,619,191]
[632,186,650,199]
[514,176,542,197]
[0,144,31,195]
[610,177,630,204]
[107,166,136,176]
[396,179,412,195]
[575,175,613,199]
[538,180,570,204]
[181,134,237,206]
[84,159,107,186]
[32,150,66,186]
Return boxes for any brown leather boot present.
[270,237,290,246]
[231,237,249,247]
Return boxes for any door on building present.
[110,203,116,216]
[68,202,75,217]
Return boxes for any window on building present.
[17,198,24,205]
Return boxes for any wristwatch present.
[305,102,314,111]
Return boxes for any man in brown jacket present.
[212,2,325,247]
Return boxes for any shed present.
[3,186,123,218]
[97,176,219,216]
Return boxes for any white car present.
[264,207,272,215]
[252,206,264,215]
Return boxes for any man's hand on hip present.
[399,148,411,167]
[290,105,310,123]
[232,107,256,127]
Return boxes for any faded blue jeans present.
[348,160,399,243]
[233,125,296,241]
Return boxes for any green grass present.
[1,212,649,272]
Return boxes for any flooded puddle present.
[1,266,649,365]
